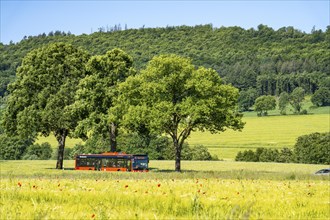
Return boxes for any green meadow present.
[189,113,329,159]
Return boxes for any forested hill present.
[1,24,329,97]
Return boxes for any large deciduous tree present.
[117,54,244,171]
[73,48,135,152]
[2,43,90,169]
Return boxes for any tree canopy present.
[2,42,90,169]
[117,54,244,171]
[73,48,135,152]
[254,95,276,116]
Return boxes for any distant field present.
[188,113,329,159]
[1,160,329,219]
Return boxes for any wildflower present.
[157,183,161,187]
[125,185,128,188]
[91,214,95,218]
[18,182,22,187]
[58,183,60,187]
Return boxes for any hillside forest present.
[1,24,329,98]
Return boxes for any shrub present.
[294,132,330,164]
[190,145,212,160]
[0,134,33,160]
[235,147,294,163]
[259,148,279,162]
[277,148,294,163]
[235,149,258,162]
[118,133,172,160]
[23,142,52,160]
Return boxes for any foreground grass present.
[1,160,329,219]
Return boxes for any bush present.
[259,148,279,162]
[23,142,52,160]
[118,133,172,160]
[0,134,33,160]
[235,149,258,162]
[235,147,294,163]
[294,132,330,164]
[190,145,212,160]
[277,148,294,163]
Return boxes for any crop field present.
[1,160,329,219]
[189,113,329,159]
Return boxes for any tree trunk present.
[55,130,67,169]
[110,122,117,152]
[173,137,181,172]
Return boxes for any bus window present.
[132,156,148,170]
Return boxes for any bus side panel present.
[75,166,95,171]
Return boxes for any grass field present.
[1,160,329,219]
[189,113,329,159]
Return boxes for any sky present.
[1,0,329,44]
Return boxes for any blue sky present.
[1,0,329,44]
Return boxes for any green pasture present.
[188,113,329,159]
[1,160,329,219]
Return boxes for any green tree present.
[73,49,134,152]
[254,95,276,116]
[289,87,305,114]
[2,43,90,169]
[278,92,290,115]
[311,87,330,107]
[238,88,258,111]
[117,54,244,171]
[294,132,330,164]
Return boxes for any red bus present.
[75,152,149,172]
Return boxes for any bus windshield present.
[133,157,148,170]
